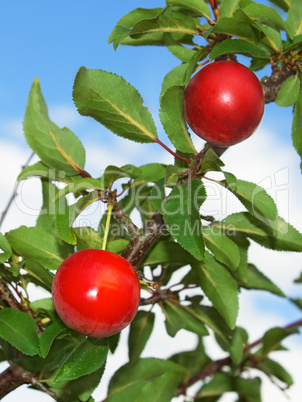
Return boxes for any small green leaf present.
[163,179,206,260]
[73,67,158,144]
[6,226,72,270]
[150,178,166,214]
[54,337,109,382]
[192,252,239,329]
[24,78,86,175]
[202,226,240,271]
[222,179,278,226]
[198,373,261,400]
[268,0,290,12]
[129,311,155,363]
[286,0,302,38]
[218,212,302,252]
[73,227,104,251]
[160,85,196,154]
[55,192,100,245]
[229,327,248,365]
[108,8,163,47]
[39,320,67,358]
[107,358,185,402]
[219,0,240,18]
[0,309,40,356]
[162,300,209,337]
[18,161,82,183]
[23,259,54,291]
[0,233,12,263]
[292,88,302,169]
[258,358,293,386]
[208,10,261,44]
[257,327,298,358]
[128,7,199,40]
[142,239,196,268]
[243,3,287,32]
[101,164,141,189]
[275,74,300,107]
[166,0,212,20]
[238,264,285,297]
[210,38,270,60]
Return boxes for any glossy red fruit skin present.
[52,249,140,338]
[183,61,265,147]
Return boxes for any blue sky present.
[0,2,301,401]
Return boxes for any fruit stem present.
[102,203,113,250]
[154,138,190,164]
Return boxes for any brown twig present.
[0,280,25,311]
[179,318,302,395]
[0,364,61,401]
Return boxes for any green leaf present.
[161,300,209,337]
[164,33,197,62]
[54,337,108,382]
[210,38,270,60]
[54,178,104,203]
[163,179,206,260]
[6,226,72,270]
[129,311,155,363]
[142,239,197,270]
[55,192,100,245]
[202,226,240,271]
[23,78,86,175]
[275,74,300,107]
[292,88,302,169]
[268,0,290,12]
[190,305,234,350]
[160,85,196,154]
[101,164,141,189]
[0,309,40,356]
[258,358,293,386]
[73,67,158,144]
[72,227,103,251]
[128,7,199,40]
[286,0,302,38]
[238,264,285,297]
[257,327,298,358]
[208,10,261,44]
[39,320,67,358]
[198,373,261,400]
[229,327,248,365]
[260,25,282,52]
[192,252,239,329]
[131,371,183,402]
[166,0,212,20]
[243,3,287,32]
[169,339,212,383]
[219,0,241,18]
[222,179,278,226]
[36,180,67,233]
[150,178,166,215]
[23,259,54,291]
[219,212,302,252]
[107,358,185,402]
[18,161,82,183]
[0,233,12,263]
[108,8,163,47]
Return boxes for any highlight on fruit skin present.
[183,60,265,147]
[52,249,141,338]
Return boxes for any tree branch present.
[0,280,25,311]
[122,211,167,269]
[261,62,295,104]
[0,364,61,401]
[180,318,302,395]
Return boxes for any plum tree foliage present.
[1,0,302,401]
